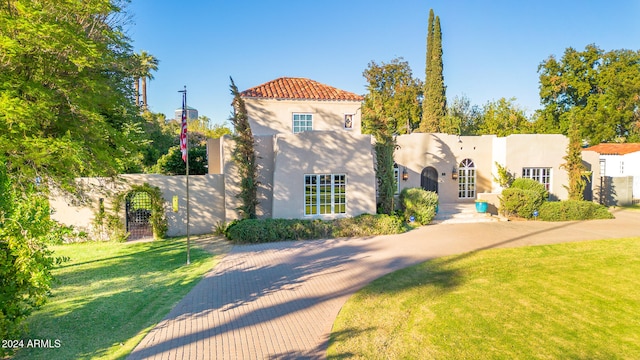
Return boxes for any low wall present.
[50,174,226,239]
[595,176,634,206]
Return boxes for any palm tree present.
[135,51,159,109]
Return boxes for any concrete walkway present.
[128,209,640,360]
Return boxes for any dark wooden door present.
[421,167,438,193]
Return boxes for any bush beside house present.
[499,178,548,219]
[400,188,439,225]
[225,214,409,244]
[538,201,613,221]
[499,177,613,221]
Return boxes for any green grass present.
[328,238,640,359]
[13,238,220,360]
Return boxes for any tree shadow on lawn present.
[14,241,214,360]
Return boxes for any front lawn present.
[328,237,640,359]
[13,238,223,360]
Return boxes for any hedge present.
[538,201,613,221]
[225,214,409,244]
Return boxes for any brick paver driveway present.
[129,209,640,359]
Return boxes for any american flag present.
[180,94,187,162]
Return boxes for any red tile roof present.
[584,143,640,155]
[240,77,364,101]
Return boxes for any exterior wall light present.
[402,167,409,181]
[452,167,458,180]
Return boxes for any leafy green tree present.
[362,58,421,214]
[190,116,232,139]
[229,78,259,219]
[152,145,208,175]
[140,111,179,170]
[0,0,145,188]
[362,58,423,135]
[420,9,446,133]
[0,0,144,345]
[476,98,532,136]
[536,44,640,144]
[442,95,483,135]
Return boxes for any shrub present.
[511,178,548,200]
[225,214,408,244]
[538,201,613,221]
[400,188,439,225]
[332,214,407,238]
[499,188,545,219]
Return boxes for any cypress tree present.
[420,10,447,133]
[561,121,588,200]
[229,77,259,219]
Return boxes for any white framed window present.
[458,159,476,198]
[522,167,551,191]
[304,174,346,216]
[620,161,624,175]
[599,159,606,176]
[344,114,354,129]
[293,113,313,133]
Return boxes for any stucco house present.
[53,77,602,239]
[208,77,377,221]
[210,77,594,221]
[584,143,640,205]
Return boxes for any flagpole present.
[179,86,190,265]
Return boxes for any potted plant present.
[475,199,488,213]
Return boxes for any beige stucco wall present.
[222,135,275,221]
[394,133,496,203]
[504,134,569,200]
[271,131,376,219]
[51,174,226,239]
[207,137,223,175]
[244,98,363,136]
[394,133,583,203]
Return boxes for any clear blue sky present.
[126,0,640,126]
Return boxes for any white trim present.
[304,173,347,216]
[344,113,354,130]
[293,113,313,134]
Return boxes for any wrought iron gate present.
[125,191,153,240]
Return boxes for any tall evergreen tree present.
[420,10,447,133]
[561,121,588,200]
[229,77,259,219]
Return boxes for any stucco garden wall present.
[51,174,225,239]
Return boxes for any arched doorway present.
[125,191,153,240]
[421,166,438,193]
[458,159,476,199]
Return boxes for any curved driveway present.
[129,210,640,360]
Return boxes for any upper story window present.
[293,113,313,133]
[344,114,354,129]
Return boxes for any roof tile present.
[584,143,640,155]
[240,77,364,101]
